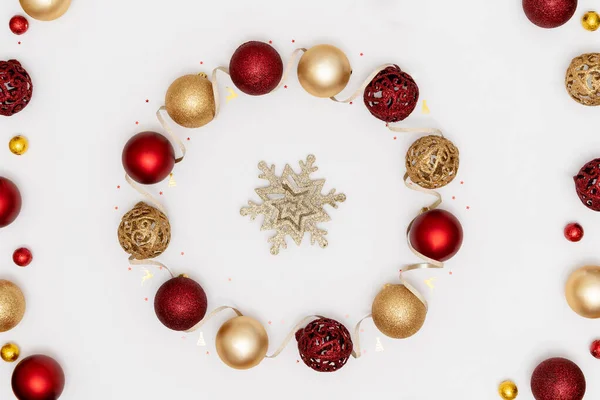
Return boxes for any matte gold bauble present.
[9,136,29,156]
[19,0,71,21]
[498,380,518,400]
[118,202,171,260]
[215,316,268,370]
[565,53,600,106]
[1,342,20,362]
[0,280,26,332]
[565,265,600,318]
[297,44,352,98]
[165,73,215,128]
[371,284,426,339]
[406,135,459,189]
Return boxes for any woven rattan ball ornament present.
[364,65,419,123]
[574,158,600,211]
[406,135,459,189]
[118,202,171,259]
[0,60,33,117]
[296,318,353,372]
[566,53,600,106]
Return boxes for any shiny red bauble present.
[574,158,600,211]
[590,340,600,359]
[531,357,585,400]
[229,41,283,96]
[12,355,65,400]
[122,131,175,184]
[0,60,33,116]
[0,177,22,228]
[9,16,29,35]
[363,65,419,123]
[564,222,584,242]
[13,247,33,267]
[154,276,207,331]
[522,0,577,28]
[296,318,353,372]
[409,209,463,262]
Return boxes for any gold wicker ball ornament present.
[566,53,600,106]
[406,135,459,189]
[118,202,171,260]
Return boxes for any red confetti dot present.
[449,271,453,275]
[268,321,272,325]
[228,278,232,282]
[296,360,300,363]
[117,185,120,189]
[145,99,149,103]
[144,297,148,301]
[114,206,118,210]
[360,52,364,56]
[349,101,353,105]
[452,196,455,200]
[187,137,190,141]
[284,85,288,89]
[460,181,464,184]
[17,41,21,45]
[345,314,349,318]
[135,121,139,125]
[466,206,470,210]
[393,136,397,140]
[159,191,163,195]
[206,351,209,355]
[128,267,132,271]
[269,40,272,44]
[200,61,203,65]
[292,39,295,43]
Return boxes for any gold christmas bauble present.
[9,135,29,156]
[406,135,459,189]
[19,0,71,21]
[1,342,20,362]
[0,280,26,333]
[165,73,215,128]
[565,265,600,318]
[566,53,600,106]
[215,316,268,370]
[118,202,171,260]
[582,11,600,31]
[498,380,518,400]
[297,44,352,98]
[371,284,427,339]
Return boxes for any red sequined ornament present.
[295,318,353,372]
[531,357,586,400]
[12,354,65,400]
[0,60,33,116]
[363,65,419,123]
[9,16,29,35]
[590,340,600,359]
[574,158,600,211]
[229,41,283,96]
[564,222,584,242]
[122,131,175,185]
[13,247,32,267]
[0,177,22,228]
[409,209,463,262]
[154,276,207,331]
[522,0,577,28]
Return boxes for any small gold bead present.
[8,135,29,155]
[582,11,600,32]
[1,342,20,362]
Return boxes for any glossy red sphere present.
[154,276,207,331]
[523,0,577,28]
[9,16,29,35]
[13,247,32,267]
[12,355,65,400]
[564,222,584,242]
[229,41,283,96]
[590,340,600,359]
[531,357,585,400]
[122,132,175,184]
[409,209,463,262]
[0,177,22,228]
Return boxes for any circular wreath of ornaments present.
[117,40,464,372]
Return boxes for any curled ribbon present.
[128,256,175,278]
[186,306,243,333]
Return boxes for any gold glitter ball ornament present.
[582,11,600,31]
[241,155,346,255]
[165,73,215,128]
[566,53,600,106]
[1,342,20,362]
[371,284,427,339]
[498,380,518,400]
[9,135,28,155]
[0,280,26,333]
[406,135,459,189]
[118,202,171,260]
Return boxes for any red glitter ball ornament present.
[12,354,65,400]
[409,209,463,262]
[122,131,175,185]
[13,247,32,267]
[574,158,600,211]
[154,276,207,331]
[9,16,29,35]
[564,222,584,242]
[229,41,283,96]
[363,65,419,123]
[0,177,22,228]
[295,318,353,372]
[522,0,577,28]
[590,340,600,359]
[0,60,33,116]
[531,357,586,400]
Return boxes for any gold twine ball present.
[216,316,268,370]
[0,280,26,333]
[165,73,215,128]
[117,202,171,260]
[565,265,600,318]
[406,135,459,189]
[566,53,600,106]
[1,342,20,362]
[9,135,28,156]
[498,380,518,400]
[297,44,352,98]
[19,0,71,21]
[371,284,427,339]
[582,11,600,31]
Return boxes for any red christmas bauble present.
[409,209,463,262]
[574,158,600,211]
[590,340,600,359]
[229,41,283,96]
[122,131,175,185]
[0,177,22,228]
[9,16,29,35]
[13,247,32,267]
[154,276,207,331]
[531,357,585,400]
[564,222,584,242]
[0,60,33,116]
[295,318,353,372]
[12,355,65,400]
[363,65,419,123]
[522,0,577,28]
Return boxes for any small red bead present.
[13,247,32,267]
[591,340,600,359]
[564,222,584,242]
[9,16,28,35]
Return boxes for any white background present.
[1,0,600,398]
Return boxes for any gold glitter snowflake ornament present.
[241,155,346,255]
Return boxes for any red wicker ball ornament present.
[0,60,33,117]
[295,318,353,372]
[122,131,175,185]
[229,41,283,96]
[154,276,207,331]
[363,65,419,123]
[574,158,600,211]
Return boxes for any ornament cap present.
[197,72,208,78]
